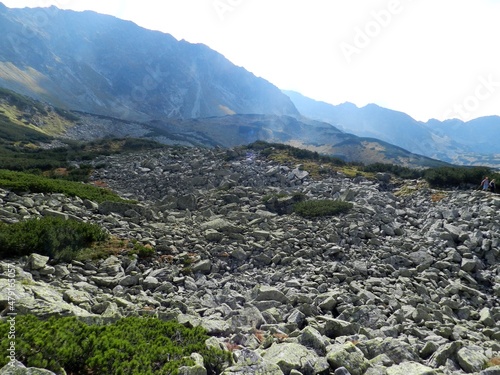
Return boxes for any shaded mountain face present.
[0,83,447,169]
[426,116,500,154]
[0,4,299,121]
[148,114,447,168]
[284,90,455,158]
[284,90,500,166]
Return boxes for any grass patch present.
[0,315,232,374]
[293,199,353,218]
[72,236,127,262]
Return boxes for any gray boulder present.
[222,349,283,375]
[456,346,488,373]
[386,362,437,375]
[0,361,56,374]
[263,342,329,375]
[327,342,370,375]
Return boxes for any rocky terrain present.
[0,146,499,375]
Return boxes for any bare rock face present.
[0,146,499,375]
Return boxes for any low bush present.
[0,217,108,261]
[293,199,353,217]
[130,241,156,258]
[363,162,423,180]
[423,166,493,188]
[0,169,128,203]
[247,141,347,166]
[0,315,232,374]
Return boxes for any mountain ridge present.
[0,4,299,121]
[284,90,500,167]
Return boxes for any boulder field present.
[0,147,498,375]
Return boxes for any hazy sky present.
[3,0,500,122]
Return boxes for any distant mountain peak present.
[286,90,500,166]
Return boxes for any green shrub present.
[0,217,108,261]
[423,166,492,188]
[293,199,353,217]
[0,315,232,374]
[247,141,347,166]
[130,241,155,258]
[363,162,423,180]
[0,169,128,203]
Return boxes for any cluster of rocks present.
[0,146,499,375]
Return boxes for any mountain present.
[284,90,459,159]
[0,84,445,169]
[285,90,500,167]
[0,4,463,168]
[146,115,446,167]
[0,4,298,121]
[425,116,500,154]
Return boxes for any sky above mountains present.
[3,0,500,122]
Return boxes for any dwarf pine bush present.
[293,199,353,217]
[0,217,108,261]
[0,315,231,375]
[0,169,128,203]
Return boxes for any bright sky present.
[3,0,500,122]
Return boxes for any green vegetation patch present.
[0,87,48,115]
[247,141,347,166]
[0,138,166,176]
[363,162,423,180]
[0,169,127,203]
[0,315,231,375]
[422,166,495,189]
[0,216,108,261]
[293,199,353,218]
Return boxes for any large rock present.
[178,353,207,375]
[0,360,56,374]
[0,279,93,317]
[322,318,357,338]
[200,218,243,233]
[298,326,328,355]
[456,347,488,373]
[25,254,49,271]
[326,342,371,375]
[386,362,437,375]
[251,286,289,304]
[358,338,419,365]
[222,349,283,375]
[262,342,329,375]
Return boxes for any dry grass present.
[273,332,289,342]
[74,236,127,261]
[253,328,265,343]
[486,357,500,368]
[224,342,241,352]
[431,192,447,202]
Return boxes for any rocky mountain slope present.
[0,146,498,375]
[0,84,447,169]
[285,91,500,167]
[57,110,450,168]
[0,3,298,121]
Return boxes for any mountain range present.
[284,91,500,167]
[0,3,498,168]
